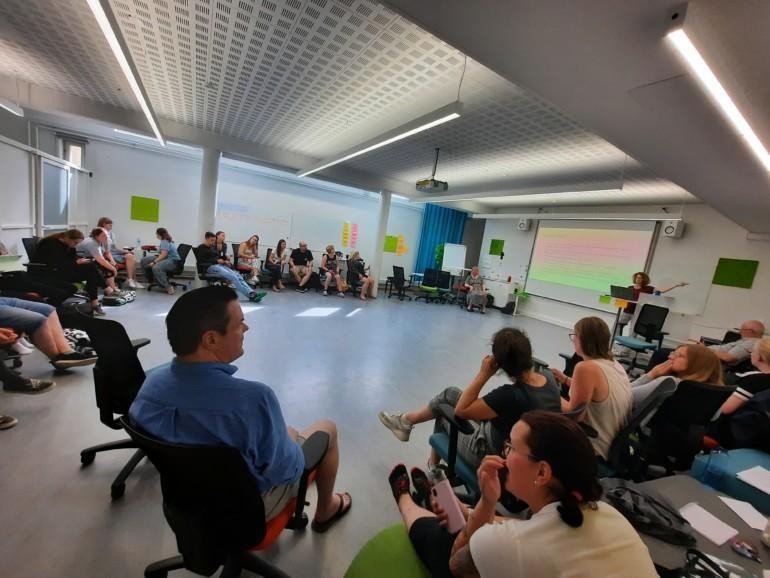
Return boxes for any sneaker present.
[166,286,176,295]
[323,290,328,296]
[11,341,34,355]
[295,286,306,293]
[248,291,267,303]
[378,411,413,442]
[52,351,98,369]
[0,415,18,430]
[3,378,55,395]
[125,279,144,289]
[388,464,411,502]
[337,292,345,298]
[92,305,106,317]
[18,336,33,349]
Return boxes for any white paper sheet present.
[680,502,738,545]
[718,496,768,530]
[736,466,770,495]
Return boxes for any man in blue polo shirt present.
[129,286,351,529]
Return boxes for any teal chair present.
[345,524,431,578]
[690,448,770,515]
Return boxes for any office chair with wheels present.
[614,304,669,372]
[121,416,329,578]
[77,312,152,499]
[147,244,192,292]
[388,266,412,301]
[414,269,442,303]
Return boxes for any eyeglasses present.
[568,333,576,342]
[502,441,538,461]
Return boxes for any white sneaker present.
[378,411,413,442]
[323,290,328,296]
[18,336,33,349]
[126,279,144,289]
[11,341,34,355]
[337,292,345,298]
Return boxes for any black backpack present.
[729,389,770,453]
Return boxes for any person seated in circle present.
[551,317,632,461]
[266,239,288,292]
[237,234,261,287]
[140,227,182,295]
[214,231,232,267]
[289,241,313,292]
[347,251,375,301]
[320,244,344,297]
[630,343,724,407]
[387,411,657,578]
[379,328,560,470]
[463,266,487,313]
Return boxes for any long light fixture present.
[427,188,621,204]
[667,28,770,172]
[0,98,23,117]
[86,0,165,146]
[472,212,681,221]
[297,102,462,177]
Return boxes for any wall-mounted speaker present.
[517,218,531,232]
[662,220,685,238]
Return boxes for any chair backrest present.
[646,380,736,469]
[121,417,266,576]
[190,246,211,278]
[22,237,40,261]
[722,330,741,344]
[436,270,451,290]
[77,313,146,427]
[231,243,241,268]
[422,268,439,287]
[632,304,669,341]
[175,244,192,274]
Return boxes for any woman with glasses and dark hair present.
[387,411,656,578]
[551,317,632,460]
[379,328,560,470]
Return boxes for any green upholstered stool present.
[344,524,431,578]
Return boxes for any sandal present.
[311,492,352,533]
[388,464,410,502]
[410,467,433,510]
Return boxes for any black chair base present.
[80,439,146,500]
[145,551,290,578]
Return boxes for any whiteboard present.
[442,243,466,274]
[215,201,292,249]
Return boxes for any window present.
[56,134,87,167]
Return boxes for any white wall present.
[479,204,770,341]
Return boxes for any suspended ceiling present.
[1,0,745,216]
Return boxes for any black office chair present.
[614,304,669,372]
[388,265,412,301]
[77,312,152,499]
[415,268,442,303]
[147,244,192,292]
[121,416,329,578]
[641,380,736,473]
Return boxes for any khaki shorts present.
[261,435,306,520]
[293,265,310,277]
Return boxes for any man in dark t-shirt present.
[289,241,313,292]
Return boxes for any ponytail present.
[557,491,584,528]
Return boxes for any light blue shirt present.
[129,360,304,491]
[159,239,180,262]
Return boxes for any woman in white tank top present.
[552,317,632,459]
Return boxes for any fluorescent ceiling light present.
[0,99,23,117]
[298,102,462,177]
[429,188,621,203]
[114,129,196,150]
[86,0,165,146]
[473,212,681,221]
[667,28,770,172]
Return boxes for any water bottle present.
[429,468,467,534]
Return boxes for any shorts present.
[408,517,457,578]
[0,297,55,333]
[261,435,306,520]
[293,265,310,277]
[112,253,126,264]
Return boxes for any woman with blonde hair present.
[348,251,375,300]
[320,244,344,297]
[629,344,724,407]
[238,234,260,286]
[552,317,632,460]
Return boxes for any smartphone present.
[498,465,508,488]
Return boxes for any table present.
[0,254,23,272]
[637,475,768,574]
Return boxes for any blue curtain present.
[414,204,467,274]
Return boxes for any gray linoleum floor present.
[0,285,571,578]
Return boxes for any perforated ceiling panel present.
[0,0,138,109]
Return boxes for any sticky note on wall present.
[489,239,504,256]
[130,196,160,222]
[342,222,350,247]
[598,295,611,304]
[384,235,398,253]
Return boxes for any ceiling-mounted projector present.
[416,147,448,192]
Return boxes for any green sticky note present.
[599,295,612,304]
[713,258,759,289]
[489,239,504,256]
[130,196,160,222]
[384,235,398,253]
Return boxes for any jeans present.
[206,264,253,298]
[141,256,179,289]
[0,297,55,333]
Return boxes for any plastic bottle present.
[429,468,467,534]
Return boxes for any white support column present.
[198,148,221,236]
[370,190,391,298]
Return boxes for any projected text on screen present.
[528,227,652,293]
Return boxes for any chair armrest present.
[131,338,151,351]
[434,403,474,435]
[558,352,572,362]
[532,356,549,370]
[301,431,330,473]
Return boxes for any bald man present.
[708,320,765,366]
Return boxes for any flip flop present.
[311,492,352,533]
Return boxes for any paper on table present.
[736,466,770,495]
[680,502,738,545]
[719,496,768,530]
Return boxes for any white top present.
[470,501,657,578]
[582,358,632,459]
